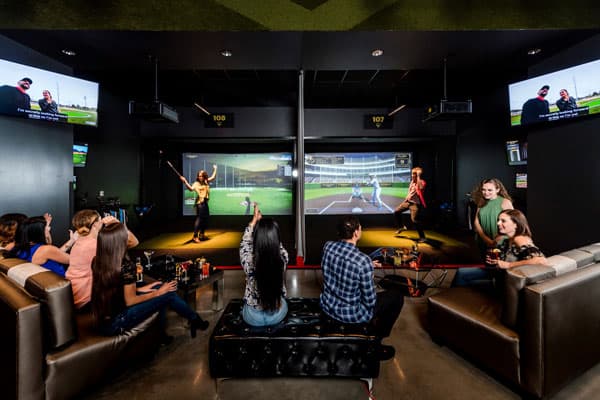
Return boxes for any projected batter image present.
[182,153,293,216]
[304,152,412,215]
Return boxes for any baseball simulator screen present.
[304,152,413,215]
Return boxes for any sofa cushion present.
[1,257,76,350]
[577,243,600,262]
[44,311,162,400]
[559,249,595,268]
[428,288,520,385]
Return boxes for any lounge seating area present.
[428,243,600,399]
[0,255,163,400]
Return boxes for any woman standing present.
[91,221,208,337]
[67,210,139,311]
[454,179,513,287]
[240,204,288,326]
[181,164,217,242]
[486,209,547,269]
[473,178,513,253]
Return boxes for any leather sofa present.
[427,243,600,399]
[209,298,381,378]
[0,254,163,400]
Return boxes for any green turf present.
[73,153,87,165]
[511,97,600,125]
[184,187,292,215]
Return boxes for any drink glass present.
[143,250,154,269]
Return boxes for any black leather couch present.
[428,243,600,399]
[209,298,382,378]
[0,254,163,400]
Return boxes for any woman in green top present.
[473,178,513,253]
[454,178,512,288]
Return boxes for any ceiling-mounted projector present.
[128,55,179,123]
[423,99,472,122]
[423,57,473,122]
[128,101,179,123]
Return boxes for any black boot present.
[190,315,209,338]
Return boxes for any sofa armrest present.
[520,263,600,398]
[0,274,44,400]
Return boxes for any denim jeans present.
[242,298,288,326]
[104,290,197,335]
[453,267,493,288]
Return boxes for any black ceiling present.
[1,30,598,109]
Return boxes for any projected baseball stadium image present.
[181,152,293,216]
[304,152,412,215]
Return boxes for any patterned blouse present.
[498,238,544,263]
[240,225,288,310]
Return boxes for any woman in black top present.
[91,222,209,338]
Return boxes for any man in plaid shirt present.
[320,215,403,360]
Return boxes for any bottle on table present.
[135,257,143,282]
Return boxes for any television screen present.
[304,152,413,215]
[508,58,600,127]
[0,58,99,126]
[73,143,88,167]
[506,140,527,166]
[181,152,293,216]
[516,173,527,189]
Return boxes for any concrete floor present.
[81,270,600,400]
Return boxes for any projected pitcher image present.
[181,153,293,216]
[304,152,412,215]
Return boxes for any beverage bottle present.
[135,257,143,282]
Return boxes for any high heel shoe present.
[190,316,209,338]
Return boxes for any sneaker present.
[199,234,209,241]
[378,344,396,360]
[192,237,201,243]
[395,226,407,234]
[190,317,210,338]
[417,237,427,243]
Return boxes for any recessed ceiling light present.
[220,49,232,57]
[61,49,76,56]
[527,48,542,56]
[371,49,384,57]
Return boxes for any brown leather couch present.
[428,243,600,399]
[0,254,163,400]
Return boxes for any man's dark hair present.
[337,215,360,239]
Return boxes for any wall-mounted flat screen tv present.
[506,140,527,166]
[304,152,413,215]
[516,173,527,189]
[181,152,293,216]
[508,58,600,127]
[73,143,88,167]
[0,58,99,126]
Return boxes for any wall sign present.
[364,114,393,129]
[205,113,234,128]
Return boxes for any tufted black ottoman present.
[209,298,381,378]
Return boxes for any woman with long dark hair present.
[91,222,208,338]
[9,216,75,276]
[239,204,288,326]
[486,209,547,269]
[180,164,217,242]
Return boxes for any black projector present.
[423,99,472,122]
[128,101,179,123]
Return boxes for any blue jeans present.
[242,298,288,326]
[104,290,197,335]
[453,267,493,288]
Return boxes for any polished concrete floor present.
[82,270,600,400]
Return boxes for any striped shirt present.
[320,240,376,323]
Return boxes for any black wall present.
[0,36,73,243]
[526,34,600,253]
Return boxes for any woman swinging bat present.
[172,162,217,242]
